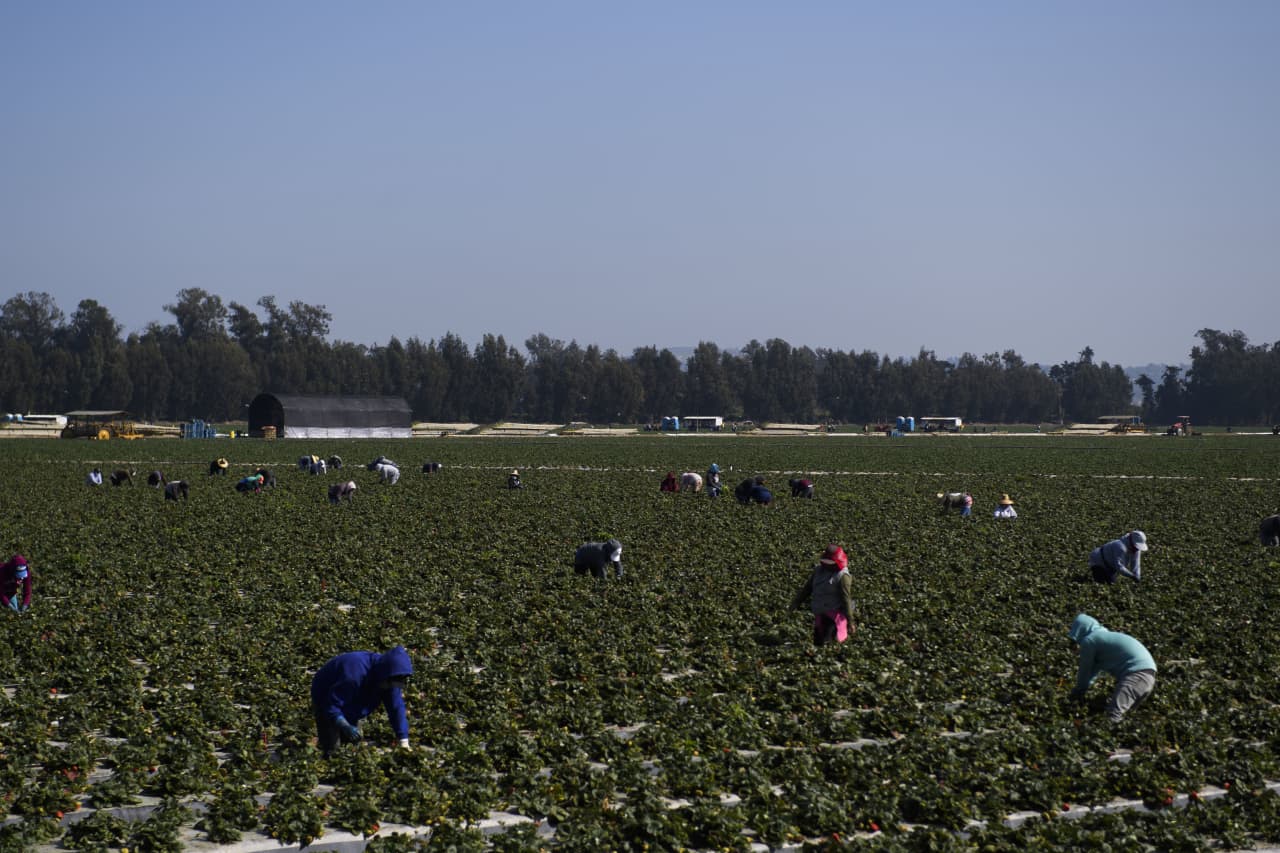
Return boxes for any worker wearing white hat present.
[1089,531,1148,583]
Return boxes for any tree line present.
[1,290,1275,427]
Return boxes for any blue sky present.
[2,1,1276,366]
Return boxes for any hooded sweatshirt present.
[575,539,623,572]
[1068,614,1156,696]
[310,645,413,739]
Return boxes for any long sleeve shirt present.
[792,565,854,620]
[1090,538,1141,581]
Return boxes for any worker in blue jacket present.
[310,645,414,755]
[1088,530,1147,583]
[1067,613,1157,722]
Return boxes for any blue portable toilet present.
[906,416,915,432]
[660,416,680,431]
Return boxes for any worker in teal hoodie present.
[310,645,414,755]
[1067,613,1157,722]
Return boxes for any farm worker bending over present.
[680,472,703,492]
[1088,530,1147,583]
[660,472,679,493]
[789,478,815,499]
[235,473,265,494]
[85,468,103,486]
[209,458,229,476]
[507,470,523,489]
[938,492,973,516]
[993,494,1017,519]
[574,539,623,581]
[164,480,189,501]
[1068,613,1157,723]
[791,545,855,646]
[736,476,773,505]
[1,555,32,613]
[147,470,165,488]
[311,646,414,756]
[329,481,358,503]
[1260,514,1280,546]
[706,463,722,498]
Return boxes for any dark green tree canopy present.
[1,293,1269,426]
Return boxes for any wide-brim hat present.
[999,494,1014,505]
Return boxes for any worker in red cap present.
[1,555,33,613]
[792,544,855,646]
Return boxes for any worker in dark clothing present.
[1260,514,1280,546]
[660,472,679,493]
[507,470,523,489]
[792,545,855,646]
[736,476,773,505]
[164,480,189,501]
[789,477,815,499]
[574,538,624,581]
[209,458,229,476]
[310,646,414,756]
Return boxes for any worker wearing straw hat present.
[993,494,1017,519]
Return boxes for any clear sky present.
[3,1,1277,367]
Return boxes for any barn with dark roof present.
[246,394,413,439]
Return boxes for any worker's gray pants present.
[1106,669,1156,722]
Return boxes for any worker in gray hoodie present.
[574,539,623,581]
[1088,530,1147,583]
[1067,613,1157,722]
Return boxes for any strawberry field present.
[2,435,1280,851]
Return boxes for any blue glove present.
[6,598,18,613]
[336,717,362,743]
